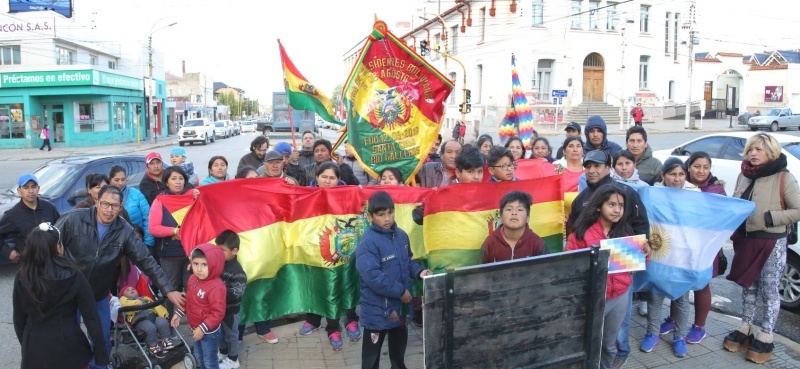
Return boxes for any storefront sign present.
[0,70,143,91]
[0,16,56,40]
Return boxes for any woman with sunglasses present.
[13,223,109,369]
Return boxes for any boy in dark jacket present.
[215,230,247,369]
[482,191,549,262]
[171,244,226,369]
[356,191,432,369]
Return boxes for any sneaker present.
[329,331,344,351]
[612,355,627,369]
[161,338,175,350]
[637,301,648,317]
[686,324,707,344]
[640,333,660,352]
[723,330,752,353]
[148,344,166,359]
[299,322,318,335]
[745,338,775,364]
[346,321,362,341]
[219,357,241,369]
[262,331,279,344]
[218,352,227,363]
[673,336,687,358]
[660,316,676,335]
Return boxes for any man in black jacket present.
[567,150,650,238]
[140,152,167,205]
[0,173,60,262]
[55,185,182,369]
[237,135,270,173]
[287,139,358,186]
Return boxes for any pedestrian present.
[640,158,698,358]
[272,141,294,172]
[379,168,404,186]
[723,133,800,363]
[38,124,51,151]
[476,135,493,157]
[610,150,645,187]
[487,146,517,182]
[118,285,172,359]
[215,230,247,369]
[453,146,486,184]
[566,185,649,369]
[201,156,230,185]
[55,185,182,369]
[425,134,443,164]
[148,166,199,315]
[531,137,555,163]
[630,103,644,127]
[169,147,199,187]
[140,152,168,205]
[585,116,622,157]
[109,165,154,250]
[13,223,109,369]
[235,167,259,179]
[504,136,526,168]
[289,130,316,170]
[458,122,466,144]
[416,140,462,188]
[452,121,461,141]
[237,136,269,173]
[260,150,300,185]
[564,122,582,138]
[287,139,358,186]
[482,191,547,263]
[625,126,662,185]
[299,162,362,350]
[554,137,585,193]
[356,191,432,369]
[0,173,60,263]
[171,244,227,369]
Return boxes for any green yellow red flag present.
[155,193,195,226]
[342,20,453,184]
[278,40,341,125]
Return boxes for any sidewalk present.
[0,135,179,161]
[179,305,800,369]
[535,117,750,137]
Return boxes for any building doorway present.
[704,81,713,111]
[582,53,605,102]
[44,105,65,143]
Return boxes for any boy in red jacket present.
[171,243,227,369]
[482,191,549,263]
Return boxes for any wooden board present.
[423,248,609,369]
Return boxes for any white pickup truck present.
[178,118,216,146]
[748,108,800,132]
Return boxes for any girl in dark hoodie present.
[481,191,548,262]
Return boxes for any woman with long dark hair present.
[201,156,230,185]
[13,223,109,369]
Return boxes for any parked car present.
[748,108,800,132]
[214,121,233,138]
[653,132,800,310]
[230,120,241,135]
[240,120,256,133]
[179,118,215,146]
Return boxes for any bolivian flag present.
[278,40,341,125]
[423,177,565,273]
[178,178,430,323]
[515,161,579,227]
[342,20,452,184]
[155,193,195,226]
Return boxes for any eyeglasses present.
[39,222,61,245]
[491,164,514,171]
[98,201,122,211]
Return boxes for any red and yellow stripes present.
[278,40,339,124]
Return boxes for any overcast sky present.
[4,0,795,104]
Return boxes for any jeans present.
[160,257,190,314]
[39,138,51,151]
[601,290,629,369]
[362,326,408,369]
[194,329,221,369]
[239,320,272,340]
[615,291,633,359]
[219,313,240,360]
[86,297,112,369]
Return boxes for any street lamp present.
[147,21,177,144]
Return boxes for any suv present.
[179,118,215,146]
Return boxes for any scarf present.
[740,153,787,179]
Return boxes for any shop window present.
[1,46,21,65]
[0,104,25,139]
[113,102,127,130]
[74,102,110,132]
[108,60,117,69]
[56,46,73,65]
[90,55,97,65]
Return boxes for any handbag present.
[39,131,46,139]
[779,172,798,245]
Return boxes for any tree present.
[331,83,344,118]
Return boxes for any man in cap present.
[0,173,60,262]
[139,152,167,205]
[557,122,583,159]
[273,141,294,171]
[258,149,299,185]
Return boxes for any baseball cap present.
[145,152,163,164]
[274,142,293,156]
[265,150,283,162]
[583,150,610,166]
[565,122,581,133]
[169,147,186,157]
[17,173,38,187]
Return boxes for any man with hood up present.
[585,116,622,157]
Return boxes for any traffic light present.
[458,103,464,114]
[466,103,472,113]
[420,40,428,56]
[465,89,472,104]
[135,105,142,114]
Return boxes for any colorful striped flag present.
[155,193,195,226]
[278,40,341,125]
[632,186,754,300]
[178,178,430,323]
[498,54,534,148]
[342,20,453,184]
[423,176,564,272]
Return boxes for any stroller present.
[110,269,195,369]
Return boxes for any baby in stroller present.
[119,285,174,358]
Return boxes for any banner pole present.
[288,104,297,149]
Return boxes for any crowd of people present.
[2,116,799,368]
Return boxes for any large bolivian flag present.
[423,176,565,273]
[278,40,341,125]
[178,178,430,323]
[343,20,453,184]
[155,193,195,225]
[514,161,579,229]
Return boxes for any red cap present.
[118,285,136,298]
[145,152,162,164]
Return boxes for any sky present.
[2,0,796,105]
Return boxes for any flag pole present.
[288,104,297,149]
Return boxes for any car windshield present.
[8,163,81,199]
[782,143,800,160]
[215,122,224,127]
[184,120,203,127]
[763,109,781,116]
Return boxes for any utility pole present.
[430,48,467,124]
[683,1,696,129]
[619,26,627,131]
[147,21,177,143]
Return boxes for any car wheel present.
[211,135,216,142]
[780,251,800,310]
[750,127,758,131]
[203,135,209,145]
[263,128,272,137]
[770,122,779,132]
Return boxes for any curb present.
[4,140,178,161]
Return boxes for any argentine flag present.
[632,186,755,300]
